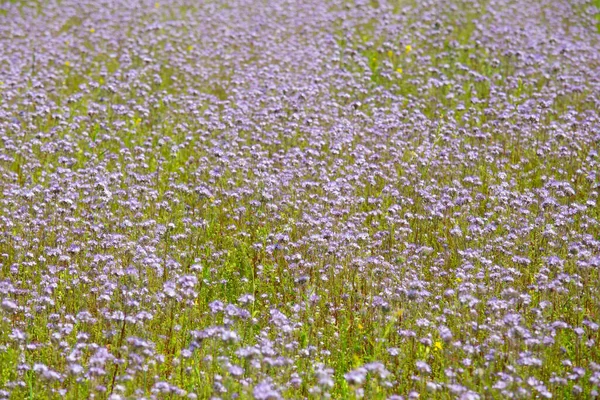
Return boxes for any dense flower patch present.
[1,0,600,398]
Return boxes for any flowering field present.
[1,0,600,398]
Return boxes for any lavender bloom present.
[253,379,281,400]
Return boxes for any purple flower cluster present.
[1,0,599,398]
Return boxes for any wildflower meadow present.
[1,0,600,398]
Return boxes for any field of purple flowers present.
[1,0,600,398]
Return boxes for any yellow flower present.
[434,341,443,351]
[456,277,463,283]
[358,322,364,330]
[89,28,95,33]
[387,50,393,58]
[155,2,160,8]
[396,67,403,74]
[405,45,412,53]
[65,61,71,67]
[187,45,194,52]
